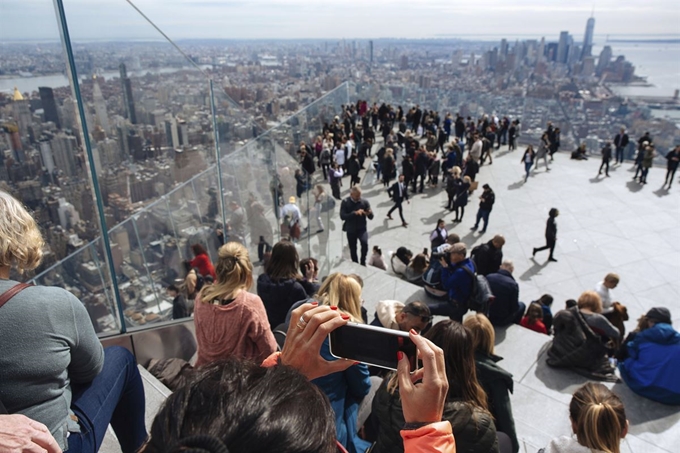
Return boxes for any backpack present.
[460,265,494,315]
[422,253,445,289]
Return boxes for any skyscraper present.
[39,86,61,128]
[92,76,110,134]
[556,31,569,64]
[596,45,612,76]
[581,17,595,60]
[369,40,374,65]
[119,63,137,124]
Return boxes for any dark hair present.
[425,320,488,411]
[167,284,180,293]
[395,247,413,265]
[526,303,544,324]
[265,241,300,281]
[373,245,382,255]
[549,208,559,217]
[402,301,432,321]
[191,244,208,257]
[566,299,578,309]
[299,257,318,275]
[145,359,336,453]
[538,294,554,307]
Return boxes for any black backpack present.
[460,265,494,315]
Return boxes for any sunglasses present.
[403,310,432,324]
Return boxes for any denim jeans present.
[68,347,147,453]
[474,208,491,231]
[524,162,533,180]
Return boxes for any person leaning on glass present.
[0,190,147,453]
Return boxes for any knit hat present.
[646,307,672,325]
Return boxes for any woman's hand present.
[397,330,449,424]
[281,303,354,380]
[0,414,62,453]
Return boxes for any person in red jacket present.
[520,303,548,335]
[187,244,216,280]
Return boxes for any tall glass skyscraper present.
[582,17,595,59]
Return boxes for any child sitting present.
[520,302,548,335]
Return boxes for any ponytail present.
[570,383,626,453]
[200,242,253,305]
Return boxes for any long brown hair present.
[265,241,300,281]
[200,242,253,305]
[570,383,627,453]
[425,320,489,411]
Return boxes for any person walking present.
[386,174,409,227]
[664,145,680,189]
[598,142,613,177]
[521,145,535,182]
[613,127,629,164]
[533,208,559,262]
[340,186,374,265]
[535,132,550,171]
[471,184,495,233]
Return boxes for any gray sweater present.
[0,280,104,450]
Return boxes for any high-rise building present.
[596,45,612,76]
[39,86,61,128]
[119,63,137,124]
[556,31,569,64]
[50,132,78,177]
[11,88,33,138]
[500,39,508,59]
[92,76,110,135]
[581,17,595,60]
[369,40,374,64]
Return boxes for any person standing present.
[386,174,409,227]
[521,145,535,182]
[533,208,559,262]
[613,127,629,164]
[471,184,495,233]
[508,120,517,151]
[452,175,471,223]
[329,162,344,200]
[535,132,551,171]
[340,186,374,265]
[598,142,613,177]
[312,185,326,233]
[633,132,653,180]
[664,145,680,189]
[640,145,655,184]
[280,196,303,241]
[469,133,483,163]
[549,127,560,160]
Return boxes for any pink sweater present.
[194,290,277,367]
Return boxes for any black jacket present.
[340,197,373,234]
[474,352,518,453]
[479,189,495,211]
[257,273,310,329]
[471,240,503,276]
[547,307,613,379]
[387,181,409,203]
[486,269,520,326]
[372,379,499,453]
[614,133,629,148]
[545,216,557,241]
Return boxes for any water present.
[0,65,212,94]
[592,42,680,98]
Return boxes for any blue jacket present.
[619,323,680,405]
[441,258,475,304]
[312,339,372,453]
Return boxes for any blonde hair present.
[570,383,627,453]
[464,313,495,356]
[200,242,252,305]
[0,191,44,273]
[315,273,363,322]
[604,273,620,285]
[578,290,603,313]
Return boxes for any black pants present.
[665,167,677,186]
[446,191,455,210]
[615,147,624,163]
[599,159,610,175]
[331,183,341,200]
[413,172,426,193]
[387,201,405,223]
[454,205,465,221]
[427,300,468,322]
[508,137,515,150]
[321,163,331,180]
[347,230,369,265]
[535,238,556,259]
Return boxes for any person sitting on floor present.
[370,300,431,333]
[390,247,413,277]
[520,303,548,335]
[533,294,554,333]
[403,252,429,285]
[486,260,525,327]
[618,307,680,405]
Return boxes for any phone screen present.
[329,323,417,371]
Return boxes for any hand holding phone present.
[398,331,449,424]
[329,323,417,371]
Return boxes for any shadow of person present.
[519,257,550,282]
[626,180,643,193]
[508,180,524,191]
[589,176,605,183]
[532,342,592,393]
[653,186,670,197]
[610,382,680,429]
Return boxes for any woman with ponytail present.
[542,382,628,453]
[194,242,277,367]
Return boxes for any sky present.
[1,0,679,42]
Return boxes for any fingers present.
[306,310,349,346]
[324,358,355,375]
[409,331,441,384]
[286,302,321,337]
[397,350,414,393]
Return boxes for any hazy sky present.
[1,0,679,41]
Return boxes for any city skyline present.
[1,0,679,41]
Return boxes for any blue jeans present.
[473,208,491,231]
[524,162,533,180]
[68,347,147,453]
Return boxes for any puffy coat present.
[474,352,519,453]
[619,323,680,405]
[372,378,499,453]
[547,307,614,380]
[257,273,310,329]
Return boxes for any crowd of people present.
[1,99,679,453]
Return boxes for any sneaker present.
[386,215,393,220]
[470,226,477,231]
[402,222,408,228]
[549,257,558,262]
[316,229,324,233]
[532,248,537,257]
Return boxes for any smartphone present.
[329,323,417,371]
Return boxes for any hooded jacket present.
[474,352,519,453]
[619,323,680,405]
[373,300,405,330]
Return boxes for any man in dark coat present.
[471,235,505,276]
[486,261,525,327]
[613,127,629,164]
[340,186,374,265]
[386,174,409,227]
[471,184,495,233]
